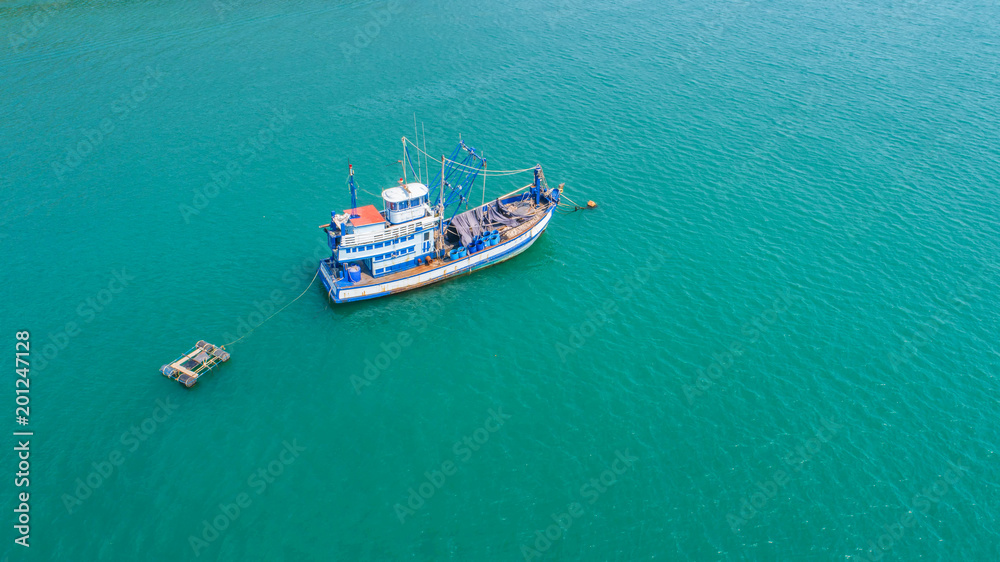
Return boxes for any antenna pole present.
[413,115,421,183]
[401,137,408,184]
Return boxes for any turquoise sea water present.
[2,0,1000,560]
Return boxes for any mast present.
[439,155,446,254]
[533,165,542,205]
[479,159,487,230]
[348,163,359,218]
[422,122,429,188]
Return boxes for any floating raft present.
[160,341,230,387]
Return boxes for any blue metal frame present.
[406,141,485,223]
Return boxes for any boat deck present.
[342,200,552,289]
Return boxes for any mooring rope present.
[554,189,596,213]
[221,269,321,348]
[560,192,584,208]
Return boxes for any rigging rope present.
[344,176,382,203]
[221,269,321,348]
[403,138,537,176]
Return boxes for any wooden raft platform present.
[160,341,230,387]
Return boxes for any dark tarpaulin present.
[450,198,533,247]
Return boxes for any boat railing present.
[339,216,438,247]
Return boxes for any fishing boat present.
[317,138,560,303]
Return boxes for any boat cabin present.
[383,182,430,224]
[328,182,439,280]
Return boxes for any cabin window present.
[424,232,430,241]
[389,202,398,211]
[398,199,409,210]
[410,197,421,207]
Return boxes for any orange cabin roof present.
[345,204,385,227]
